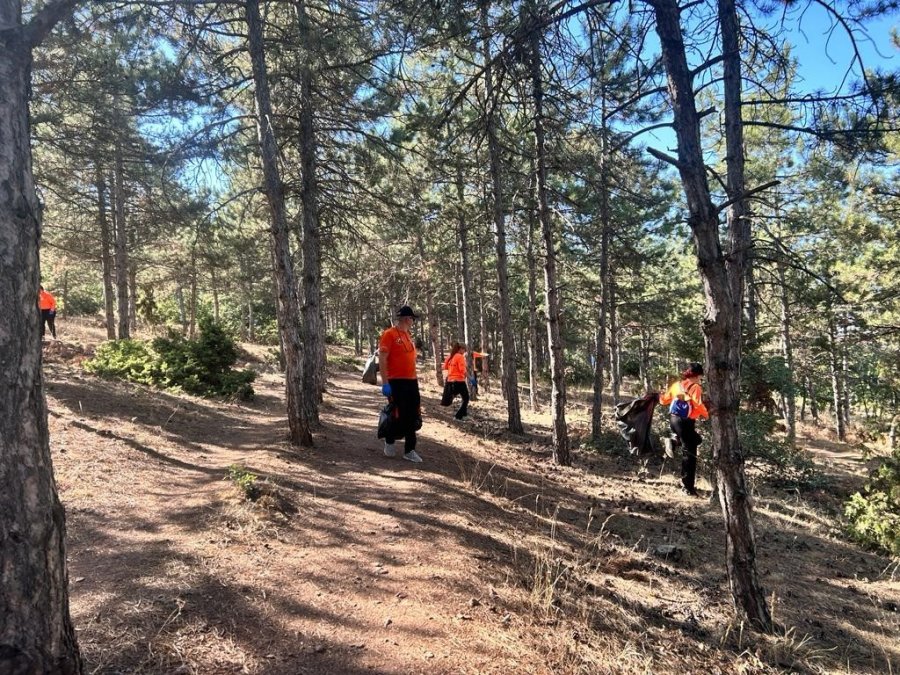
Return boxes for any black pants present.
[444,381,469,419]
[386,379,420,453]
[670,415,702,491]
[41,309,56,338]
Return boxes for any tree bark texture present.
[94,167,116,340]
[609,277,621,402]
[245,0,312,446]
[113,145,129,339]
[829,317,846,442]
[651,0,772,631]
[776,256,796,445]
[528,4,569,464]
[415,231,444,386]
[455,163,476,397]
[0,6,83,671]
[295,0,324,420]
[526,159,540,412]
[591,137,611,442]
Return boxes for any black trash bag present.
[377,400,422,438]
[362,352,379,385]
[377,400,396,439]
[613,393,659,456]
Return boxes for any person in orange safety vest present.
[659,362,708,496]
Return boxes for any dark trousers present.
[41,309,56,338]
[447,381,469,419]
[670,415,702,491]
[386,379,420,453]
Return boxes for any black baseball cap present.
[397,305,419,318]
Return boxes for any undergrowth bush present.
[845,449,900,556]
[85,318,255,400]
[227,464,260,501]
[325,326,354,346]
[739,410,825,489]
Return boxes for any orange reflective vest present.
[660,379,708,420]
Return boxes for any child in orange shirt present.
[441,342,470,420]
[38,285,57,339]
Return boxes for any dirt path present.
[43,330,900,674]
[50,346,608,674]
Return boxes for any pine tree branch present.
[715,180,780,214]
[24,0,82,48]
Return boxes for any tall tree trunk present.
[528,3,568,464]
[61,269,68,320]
[477,230,490,393]
[456,162,476,398]
[95,167,116,339]
[807,375,819,423]
[296,0,324,420]
[0,10,83,671]
[127,223,137,333]
[609,277,621,402]
[776,256,796,446]
[211,265,220,323]
[744,262,758,348]
[840,320,851,429]
[640,329,652,391]
[188,250,197,339]
[245,0,312,446]
[526,159,540,412]
[650,0,771,631]
[415,230,444,386]
[175,284,186,334]
[96,175,116,337]
[113,145,129,339]
[591,128,611,441]
[829,316,846,442]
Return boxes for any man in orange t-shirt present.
[38,285,57,339]
[378,305,423,462]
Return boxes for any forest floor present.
[43,318,899,675]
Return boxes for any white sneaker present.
[663,438,675,459]
[403,450,423,463]
[384,442,397,458]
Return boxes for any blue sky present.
[780,5,897,94]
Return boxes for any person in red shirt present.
[378,305,423,462]
[38,285,57,339]
[441,341,470,420]
[659,362,709,496]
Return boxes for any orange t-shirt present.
[379,327,417,380]
[38,290,56,310]
[443,353,467,382]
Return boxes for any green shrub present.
[63,289,104,316]
[254,318,281,346]
[739,410,824,489]
[85,319,255,400]
[84,339,161,385]
[845,450,900,556]
[227,464,260,501]
[325,326,354,347]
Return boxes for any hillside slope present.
[44,325,899,674]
